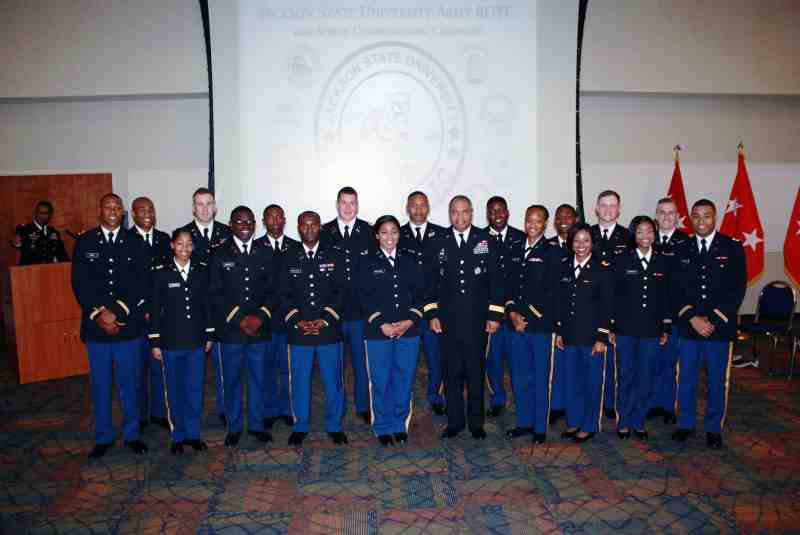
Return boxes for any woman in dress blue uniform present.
[611,216,671,441]
[149,229,215,454]
[358,215,426,446]
[556,223,613,443]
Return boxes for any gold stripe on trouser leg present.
[484,332,495,395]
[287,345,296,425]
[363,341,376,435]
[598,348,608,433]
[613,344,620,426]
[720,342,734,430]
[405,394,414,432]
[217,342,228,434]
[160,357,175,436]
[674,360,681,417]
[545,333,556,433]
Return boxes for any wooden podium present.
[3,262,88,384]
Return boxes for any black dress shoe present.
[288,432,307,446]
[150,416,170,430]
[573,432,595,443]
[672,428,694,442]
[280,415,294,426]
[224,432,241,447]
[506,427,533,438]
[634,430,649,441]
[441,428,463,439]
[549,410,564,425]
[617,429,631,440]
[170,442,184,455]
[646,407,664,421]
[357,411,371,425]
[378,434,394,447]
[183,439,208,451]
[561,429,579,440]
[393,432,408,444]
[706,433,723,449]
[663,412,677,425]
[88,442,113,459]
[328,431,348,445]
[431,403,446,416]
[604,408,617,420]
[486,406,504,418]
[263,416,280,430]
[124,440,149,454]
[247,430,274,443]
[218,413,227,425]
[532,433,547,444]
[470,428,487,440]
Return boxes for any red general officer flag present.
[667,146,691,233]
[784,186,800,289]
[719,145,764,285]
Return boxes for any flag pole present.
[673,144,681,162]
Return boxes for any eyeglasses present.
[233,219,255,226]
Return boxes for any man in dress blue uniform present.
[546,203,577,425]
[256,204,300,429]
[672,199,746,449]
[425,195,505,439]
[208,206,276,446]
[128,197,172,431]
[320,187,373,424]
[649,196,690,424]
[280,211,348,446]
[590,190,632,421]
[399,191,447,415]
[484,196,526,418]
[12,200,70,265]
[178,188,232,424]
[71,193,149,459]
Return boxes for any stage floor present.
[1,345,798,534]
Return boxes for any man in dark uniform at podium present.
[12,201,69,265]
[178,187,233,424]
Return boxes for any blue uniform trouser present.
[264,332,291,418]
[420,320,445,406]
[210,343,225,416]
[616,335,659,431]
[288,343,344,433]
[651,331,680,413]
[365,337,420,436]
[508,332,554,433]
[551,346,567,411]
[603,344,618,411]
[677,338,732,434]
[137,335,165,421]
[564,345,606,433]
[87,339,141,444]
[486,323,512,408]
[342,320,370,413]
[220,342,268,434]
[162,348,206,442]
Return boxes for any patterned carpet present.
[1,346,799,535]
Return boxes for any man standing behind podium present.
[178,188,233,424]
[12,200,69,265]
[72,193,148,459]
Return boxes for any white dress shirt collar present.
[268,234,283,250]
[233,235,252,253]
[337,218,355,237]
[659,228,675,243]
[453,226,471,244]
[195,220,214,235]
[636,248,653,263]
[696,231,716,251]
[174,258,191,279]
[489,226,508,241]
[411,221,428,238]
[100,225,120,242]
[599,222,617,235]
[303,241,320,257]
[574,254,592,269]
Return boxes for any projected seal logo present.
[316,42,466,201]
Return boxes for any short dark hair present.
[99,193,122,205]
[628,215,657,246]
[596,190,621,203]
[486,196,508,209]
[337,186,358,200]
[526,204,549,221]
[373,215,401,237]
[193,187,214,201]
[230,205,254,220]
[449,195,472,210]
[555,203,577,217]
[263,204,283,216]
[297,210,320,223]
[407,190,428,201]
[36,200,54,213]
[692,198,716,213]
[656,197,676,207]
[171,228,193,241]
[566,222,593,252]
